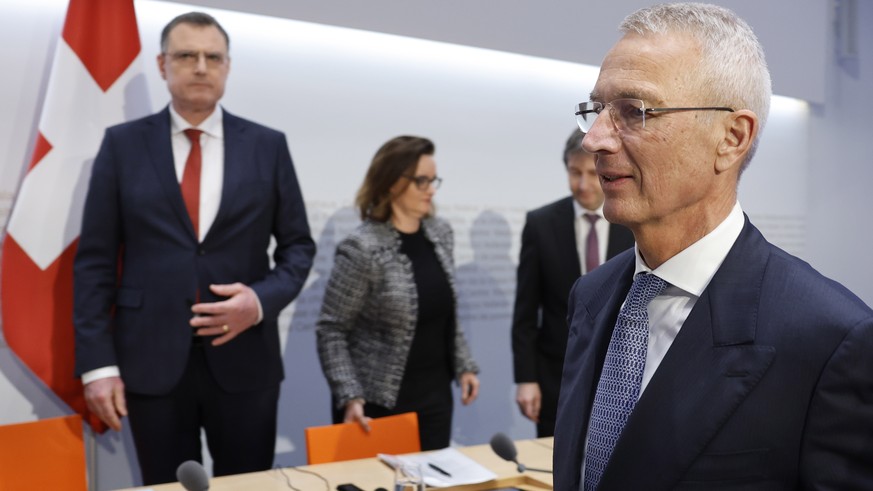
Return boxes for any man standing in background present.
[73,12,315,484]
[512,129,633,437]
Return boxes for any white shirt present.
[580,201,745,485]
[573,200,609,275]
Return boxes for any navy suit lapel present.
[145,108,196,239]
[203,109,247,244]
[598,218,777,490]
[557,254,634,485]
[578,261,634,415]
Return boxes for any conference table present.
[119,438,553,491]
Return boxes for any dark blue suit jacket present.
[73,107,315,395]
[554,216,873,490]
[512,196,634,381]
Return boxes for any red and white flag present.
[1,0,151,431]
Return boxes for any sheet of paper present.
[378,447,497,487]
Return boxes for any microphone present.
[176,460,210,491]
[489,433,552,474]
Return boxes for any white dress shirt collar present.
[634,202,745,296]
[573,199,604,219]
[168,104,224,138]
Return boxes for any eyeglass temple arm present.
[644,106,735,113]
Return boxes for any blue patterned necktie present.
[583,272,667,490]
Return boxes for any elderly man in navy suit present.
[73,12,315,485]
[555,3,873,490]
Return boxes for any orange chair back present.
[305,412,420,464]
[0,414,87,491]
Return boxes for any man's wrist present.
[81,366,121,385]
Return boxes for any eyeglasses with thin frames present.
[164,50,228,68]
[402,175,442,191]
[574,98,734,133]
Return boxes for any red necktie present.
[584,213,600,273]
[181,129,203,238]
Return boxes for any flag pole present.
[87,423,97,491]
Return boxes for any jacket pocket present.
[116,287,143,308]
[682,448,770,481]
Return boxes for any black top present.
[398,227,454,377]
[375,226,456,450]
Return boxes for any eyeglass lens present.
[168,50,227,67]
[409,176,442,190]
[575,99,646,133]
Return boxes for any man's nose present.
[582,111,619,154]
[194,53,208,72]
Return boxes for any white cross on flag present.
[1,0,151,431]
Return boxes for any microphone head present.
[489,432,518,463]
[176,460,209,491]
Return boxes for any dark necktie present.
[584,213,600,273]
[583,272,667,490]
[181,129,203,238]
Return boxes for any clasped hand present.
[189,283,260,346]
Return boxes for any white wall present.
[1,1,869,489]
[805,0,873,307]
[174,0,830,103]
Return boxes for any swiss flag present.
[1,0,151,431]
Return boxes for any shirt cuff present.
[81,366,121,385]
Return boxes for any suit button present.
[198,249,206,256]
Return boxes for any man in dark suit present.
[73,12,315,485]
[554,3,873,490]
[512,129,633,437]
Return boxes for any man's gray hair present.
[621,2,772,170]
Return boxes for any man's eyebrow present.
[589,89,660,104]
[588,90,645,102]
[618,89,658,101]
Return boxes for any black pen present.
[428,462,452,477]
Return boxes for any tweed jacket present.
[316,217,479,409]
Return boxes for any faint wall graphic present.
[450,209,530,444]
[289,206,361,334]
[275,205,359,466]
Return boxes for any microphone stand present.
[517,462,553,474]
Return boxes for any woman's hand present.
[460,372,480,405]
[343,398,372,432]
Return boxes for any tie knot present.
[184,128,203,143]
[628,273,667,308]
[584,213,599,225]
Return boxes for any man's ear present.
[157,53,168,81]
[715,109,757,173]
